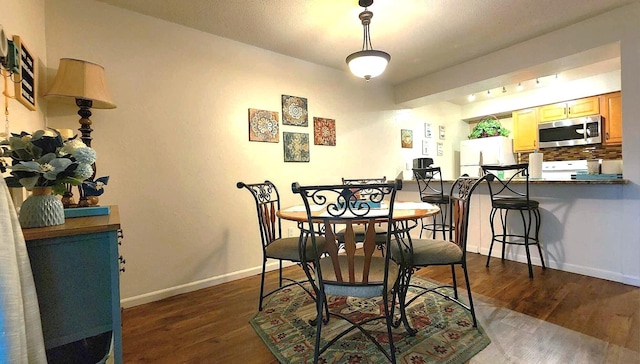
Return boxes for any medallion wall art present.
[248,108,279,143]
[313,117,336,146]
[282,95,308,126]
[248,94,338,163]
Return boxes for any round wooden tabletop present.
[277,202,440,223]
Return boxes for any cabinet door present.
[601,92,622,145]
[513,108,538,152]
[539,103,567,122]
[568,96,599,118]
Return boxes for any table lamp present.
[45,58,116,147]
[45,58,116,207]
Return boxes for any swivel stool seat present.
[481,163,545,278]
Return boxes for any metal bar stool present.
[481,163,545,278]
[413,167,451,240]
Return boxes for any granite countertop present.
[401,178,628,185]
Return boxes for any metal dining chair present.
[391,175,485,333]
[292,180,401,363]
[237,180,326,311]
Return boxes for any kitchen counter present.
[400,178,628,185]
[396,178,636,286]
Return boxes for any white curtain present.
[0,178,46,363]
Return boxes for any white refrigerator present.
[460,136,516,177]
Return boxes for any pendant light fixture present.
[346,0,390,81]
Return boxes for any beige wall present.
[4,0,639,306]
[43,0,421,305]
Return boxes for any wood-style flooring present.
[121,253,640,363]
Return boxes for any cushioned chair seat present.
[493,197,539,209]
[319,255,399,298]
[391,238,462,266]
[421,194,449,204]
[266,236,327,261]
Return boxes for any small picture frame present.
[422,140,430,156]
[437,142,444,156]
[401,129,413,148]
[424,123,432,138]
[439,125,446,140]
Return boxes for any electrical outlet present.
[287,227,295,237]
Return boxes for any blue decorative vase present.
[19,187,65,228]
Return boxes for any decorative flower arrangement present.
[1,129,102,196]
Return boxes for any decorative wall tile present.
[248,108,279,143]
[282,95,308,126]
[313,117,336,146]
[283,132,310,162]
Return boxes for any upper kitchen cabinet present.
[513,108,538,152]
[538,96,600,123]
[600,91,622,145]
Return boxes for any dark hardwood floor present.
[121,253,640,363]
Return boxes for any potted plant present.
[468,115,510,139]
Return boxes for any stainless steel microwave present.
[538,115,602,148]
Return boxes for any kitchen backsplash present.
[518,144,622,163]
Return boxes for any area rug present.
[250,277,491,363]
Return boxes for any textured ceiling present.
[96,0,631,88]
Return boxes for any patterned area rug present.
[250,277,491,363]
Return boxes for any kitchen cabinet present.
[23,206,123,364]
[538,96,600,122]
[600,91,622,145]
[512,108,538,152]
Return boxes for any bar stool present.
[481,163,545,278]
[413,167,450,240]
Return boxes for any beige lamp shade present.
[45,58,116,109]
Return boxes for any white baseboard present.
[123,246,639,309]
[120,260,292,308]
[478,247,640,286]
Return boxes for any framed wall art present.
[422,140,431,156]
[437,142,444,156]
[313,117,336,146]
[12,36,36,111]
[424,123,432,138]
[281,95,308,126]
[283,132,310,162]
[248,108,279,143]
[401,129,413,148]
[439,125,446,140]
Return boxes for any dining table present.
[277,200,441,253]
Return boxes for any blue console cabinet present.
[23,206,122,363]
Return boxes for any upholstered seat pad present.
[319,255,399,298]
[265,236,326,261]
[493,197,539,209]
[421,195,449,204]
[391,238,463,266]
